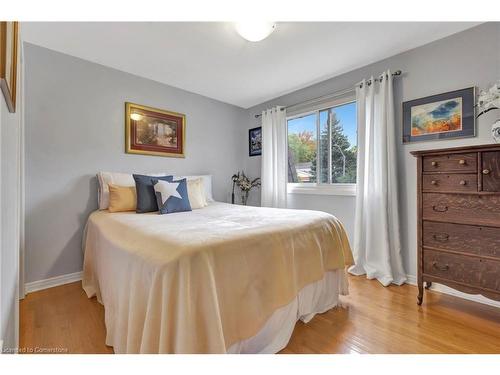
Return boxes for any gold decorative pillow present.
[187,178,208,209]
[108,184,137,212]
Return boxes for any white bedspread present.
[82,202,353,353]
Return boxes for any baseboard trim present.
[25,271,83,294]
[405,274,417,285]
[405,274,500,308]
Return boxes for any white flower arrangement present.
[477,81,500,117]
[231,171,261,205]
[235,172,260,192]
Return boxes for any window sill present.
[287,183,356,196]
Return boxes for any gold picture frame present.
[0,21,19,113]
[125,102,186,158]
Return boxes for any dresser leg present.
[425,282,432,289]
[417,282,423,305]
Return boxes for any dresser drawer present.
[423,153,477,172]
[423,249,481,286]
[480,259,500,292]
[481,151,500,192]
[423,221,500,259]
[422,174,477,192]
[422,193,500,227]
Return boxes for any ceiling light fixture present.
[235,22,276,42]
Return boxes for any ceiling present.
[22,22,480,108]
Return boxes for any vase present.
[492,119,500,143]
[241,191,249,205]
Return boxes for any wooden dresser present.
[411,144,500,305]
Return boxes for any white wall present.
[244,22,500,279]
[0,34,22,351]
[24,43,248,284]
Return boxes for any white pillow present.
[173,175,214,202]
[187,178,208,209]
[97,171,168,210]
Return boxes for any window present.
[287,97,357,195]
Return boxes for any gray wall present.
[244,22,500,278]
[0,38,22,350]
[24,43,247,283]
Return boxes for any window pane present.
[318,102,357,184]
[318,110,329,183]
[287,113,317,183]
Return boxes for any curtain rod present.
[254,70,402,118]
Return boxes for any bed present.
[82,201,353,353]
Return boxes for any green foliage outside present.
[288,131,316,163]
[287,131,317,182]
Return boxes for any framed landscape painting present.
[0,21,19,113]
[249,126,262,156]
[125,102,185,158]
[402,87,475,144]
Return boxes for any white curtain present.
[349,70,406,286]
[261,106,287,208]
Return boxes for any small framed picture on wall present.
[402,87,476,144]
[249,126,262,156]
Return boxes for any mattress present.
[82,202,353,353]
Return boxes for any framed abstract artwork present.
[125,102,186,158]
[402,87,475,144]
[248,126,262,156]
[0,21,19,113]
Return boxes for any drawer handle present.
[458,159,466,165]
[432,205,448,212]
[432,233,449,242]
[432,262,449,271]
[431,161,438,167]
[459,180,467,186]
[482,169,490,175]
[431,180,438,185]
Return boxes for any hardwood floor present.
[19,275,500,354]
[20,282,113,354]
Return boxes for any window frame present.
[286,92,357,196]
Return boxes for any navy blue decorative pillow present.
[153,178,192,214]
[133,174,173,213]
